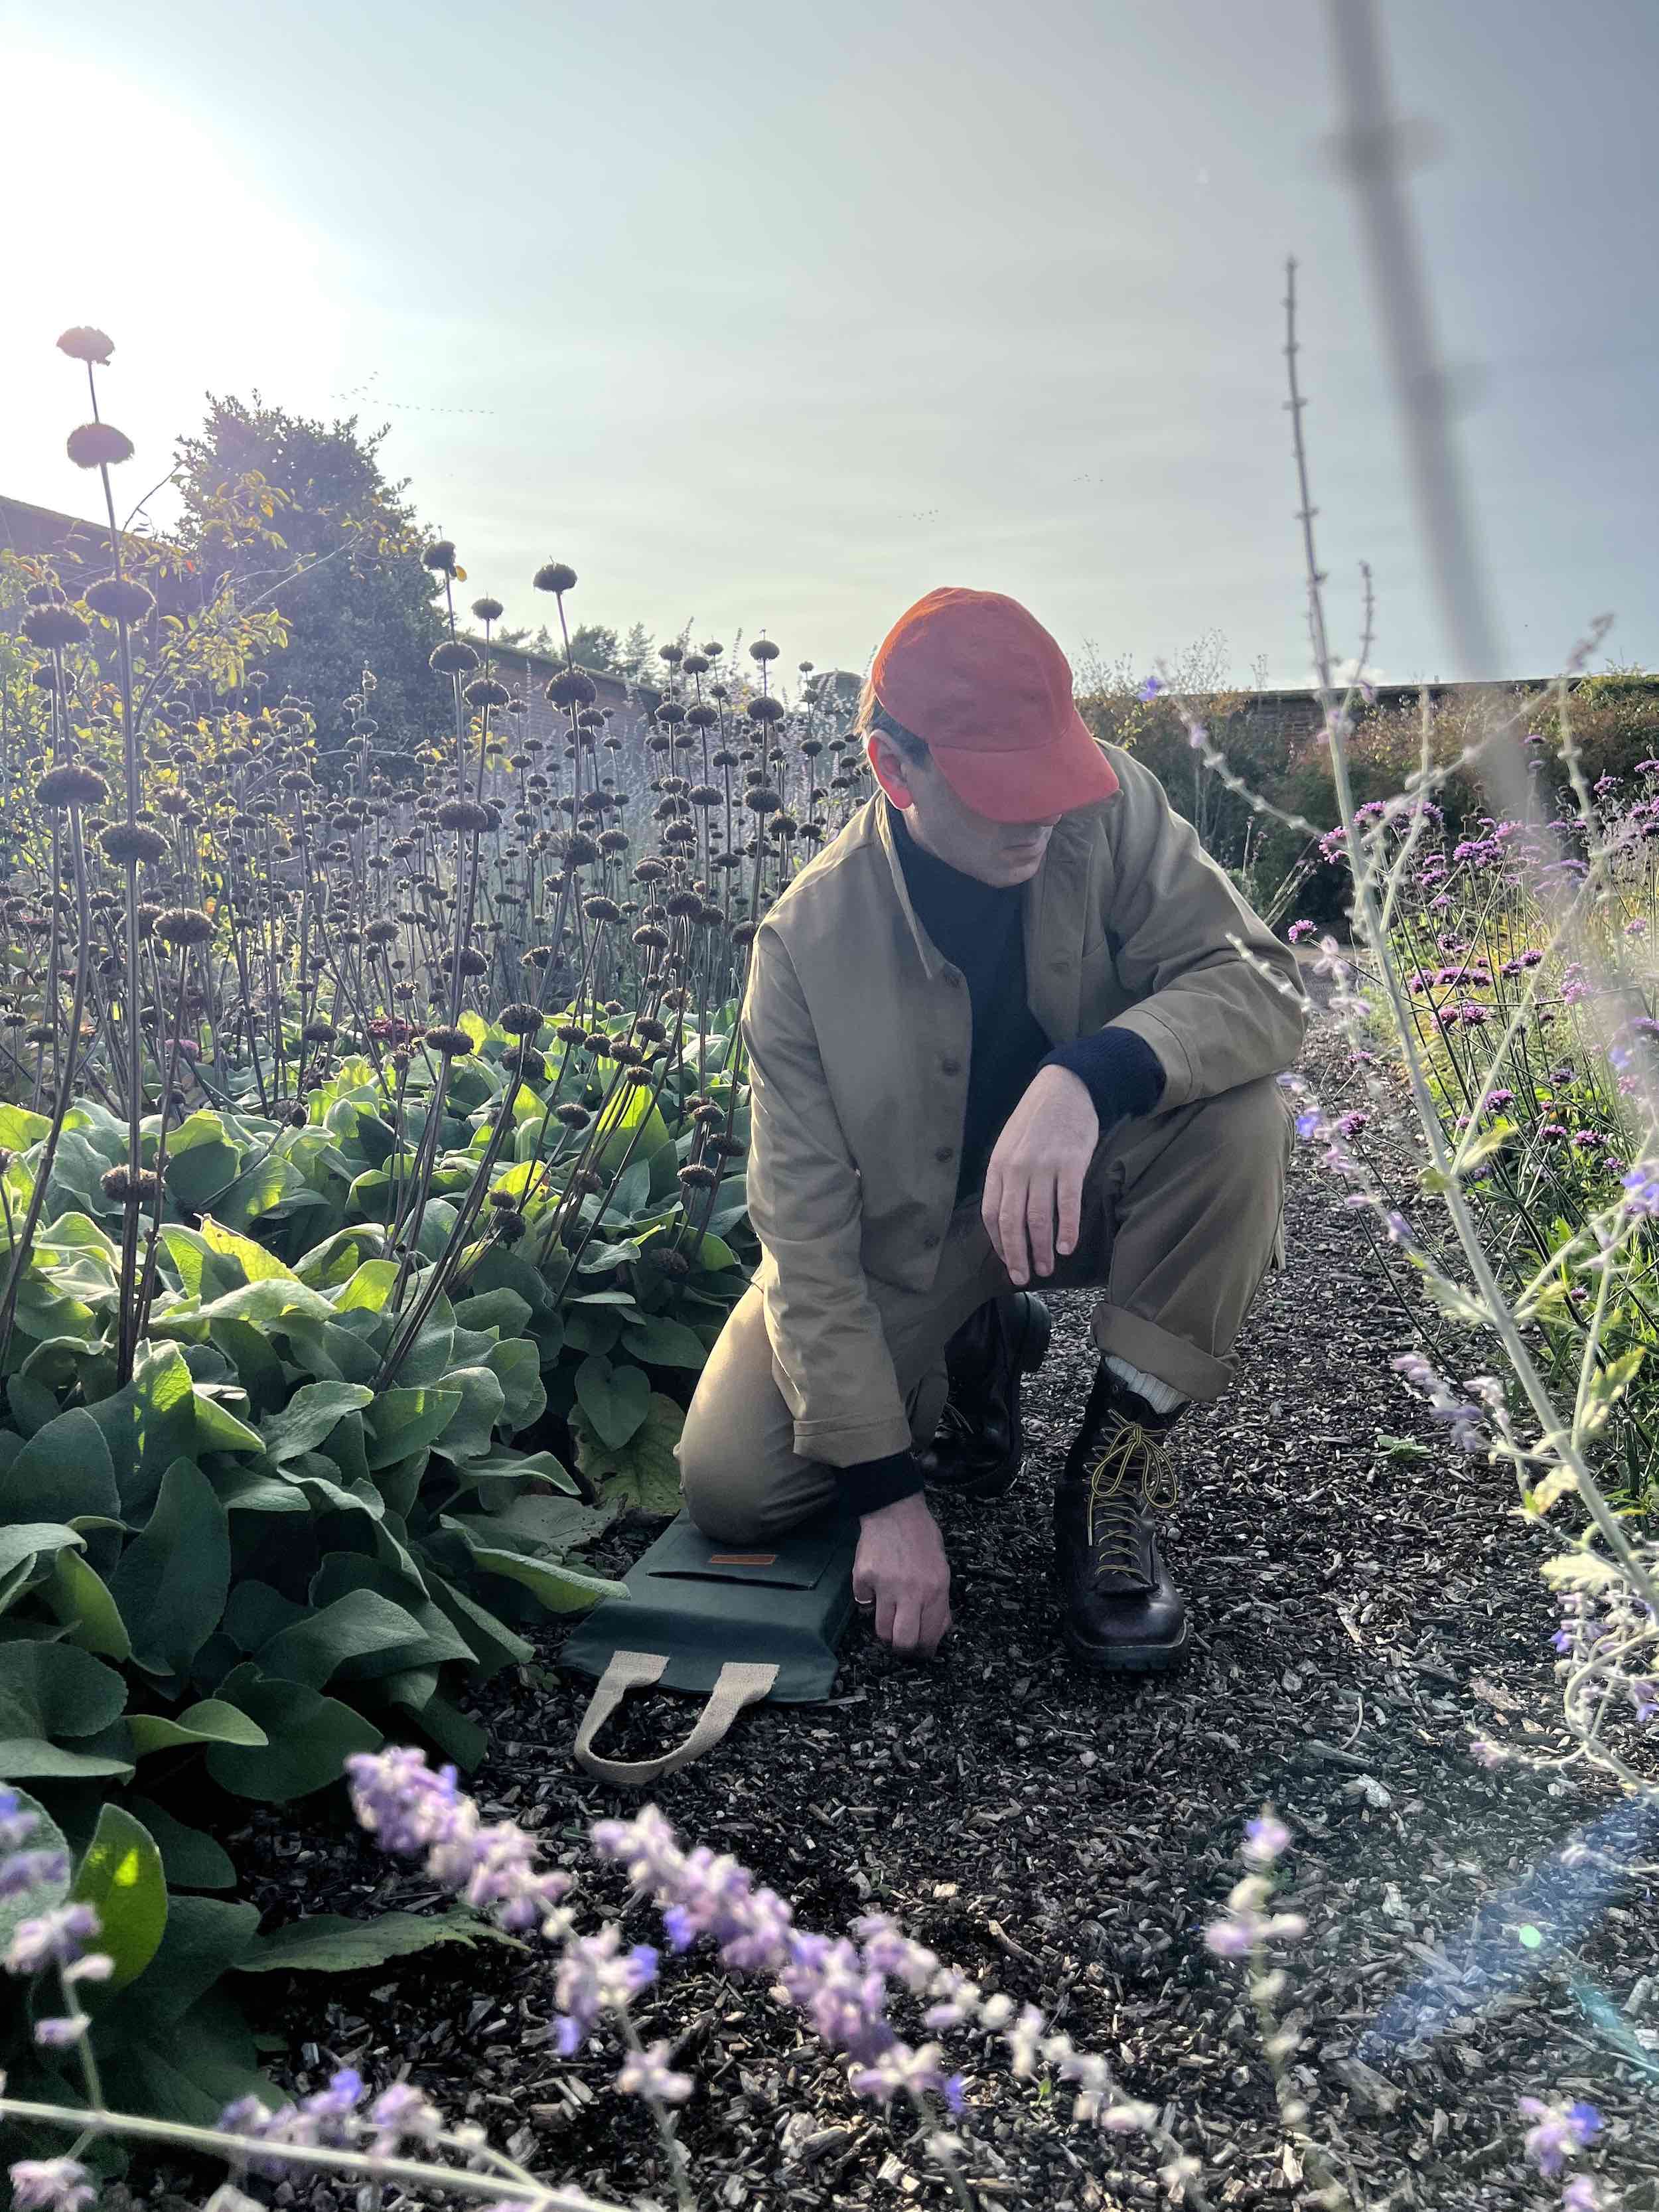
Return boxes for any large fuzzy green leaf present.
[44,1548,131,1661]
[110,1457,230,1676]
[0,1640,126,1740]
[236,1906,517,1974]
[205,1665,382,1801]
[573,1355,650,1449]
[255,1591,451,1690]
[620,1314,712,1369]
[258,1380,375,1466]
[430,1364,506,1461]
[570,1389,686,1515]
[70,1802,168,1995]
[362,1385,460,1471]
[7,1408,120,1522]
[127,1699,269,1757]
[87,1342,198,1519]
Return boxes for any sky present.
[1,0,1654,694]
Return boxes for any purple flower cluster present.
[218,2071,451,2174]
[1517,2093,1601,2180]
[346,1748,571,1933]
[589,1804,1148,2133]
[9,2162,96,2212]
[1392,1351,1490,1454]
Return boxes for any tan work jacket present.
[738,742,1308,1467]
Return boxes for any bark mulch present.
[169,1021,1659,2212]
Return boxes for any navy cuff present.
[836,1447,925,1516]
[1040,1027,1165,1126]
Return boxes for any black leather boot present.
[1054,1363,1189,1670]
[915,1291,1052,1501]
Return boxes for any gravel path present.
[213,1021,1658,2212]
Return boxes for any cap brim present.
[925,708,1119,824]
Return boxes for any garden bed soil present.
[141,1021,1659,2212]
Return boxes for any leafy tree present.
[619,621,655,680]
[171,396,447,750]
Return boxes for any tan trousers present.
[676,1075,1293,1545]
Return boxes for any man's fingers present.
[852,1560,875,1605]
[890,1597,923,1656]
[1026,1170,1057,1276]
[920,1590,952,1659]
[1056,1159,1084,1259]
[981,1163,1005,1262]
[875,1589,898,1647]
[1000,1181,1031,1285]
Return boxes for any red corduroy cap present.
[870,587,1118,824]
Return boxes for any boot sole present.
[1061,1617,1191,1672]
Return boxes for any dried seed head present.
[463,676,512,709]
[501,1045,544,1081]
[67,421,133,469]
[533,561,577,594]
[686,703,719,729]
[746,694,786,724]
[22,602,90,652]
[100,1164,159,1204]
[154,906,214,947]
[546,670,597,708]
[583,895,622,924]
[423,540,459,573]
[470,595,504,623]
[678,1161,719,1190]
[422,1024,474,1058]
[631,924,670,951]
[430,638,480,677]
[498,1001,545,1037]
[57,326,114,364]
[301,1019,338,1044]
[36,762,109,811]
[493,1211,528,1244]
[85,575,156,625]
[555,1101,591,1128]
[749,638,780,663]
[634,1015,668,1042]
[436,798,493,834]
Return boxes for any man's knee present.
[1192,1074,1291,1179]
[674,1404,770,1546]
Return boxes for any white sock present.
[1104,1355,1187,1417]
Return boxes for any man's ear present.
[866,731,916,808]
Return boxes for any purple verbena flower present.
[1287,919,1315,942]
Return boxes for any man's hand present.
[853,1491,952,1658]
[983,1064,1098,1286]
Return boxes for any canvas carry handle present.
[572,1649,779,1787]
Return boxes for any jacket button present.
[934,1145,953,1163]
[940,1057,962,1076]
[922,1232,940,1248]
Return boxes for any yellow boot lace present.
[1086,1418,1180,1578]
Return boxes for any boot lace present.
[1086,1419,1179,1580]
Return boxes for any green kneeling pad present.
[561,1507,857,1787]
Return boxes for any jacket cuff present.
[1040,1025,1165,1125]
[835,1448,926,1516]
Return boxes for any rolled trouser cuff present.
[1091,1301,1232,1403]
